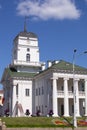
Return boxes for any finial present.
[24,16,27,32]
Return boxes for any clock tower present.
[11,27,45,73]
[1,24,45,117]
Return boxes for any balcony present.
[11,60,45,67]
[79,91,85,97]
[57,91,64,97]
[57,90,85,98]
[68,91,73,97]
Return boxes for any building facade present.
[1,28,87,117]
[34,61,87,117]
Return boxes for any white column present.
[52,78,58,116]
[85,79,87,116]
[74,79,80,116]
[64,78,69,117]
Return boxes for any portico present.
[52,75,87,117]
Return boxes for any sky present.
[0,0,87,89]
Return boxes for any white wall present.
[12,79,33,116]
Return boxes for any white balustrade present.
[12,60,44,67]
[57,90,85,97]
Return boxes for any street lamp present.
[73,49,87,128]
[73,49,77,128]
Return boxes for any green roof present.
[5,68,36,78]
[50,60,87,73]
[2,60,87,81]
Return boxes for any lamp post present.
[73,49,77,128]
[73,50,87,128]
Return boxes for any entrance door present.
[61,104,64,116]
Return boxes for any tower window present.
[26,53,30,61]
[27,48,30,52]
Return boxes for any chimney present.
[54,60,59,64]
[42,64,46,71]
[47,61,52,68]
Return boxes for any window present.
[42,86,44,95]
[39,88,40,95]
[61,86,63,91]
[26,53,30,61]
[36,88,38,96]
[81,82,84,91]
[27,48,30,52]
[16,84,18,96]
[25,89,30,96]
[72,86,73,92]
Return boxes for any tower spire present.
[24,16,27,32]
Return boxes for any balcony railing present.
[57,91,64,97]
[68,91,73,96]
[57,90,85,97]
[12,60,44,67]
[79,91,85,96]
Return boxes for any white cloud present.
[16,0,81,20]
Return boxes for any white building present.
[1,27,87,117]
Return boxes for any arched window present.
[26,53,30,61]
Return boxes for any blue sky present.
[0,0,87,89]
